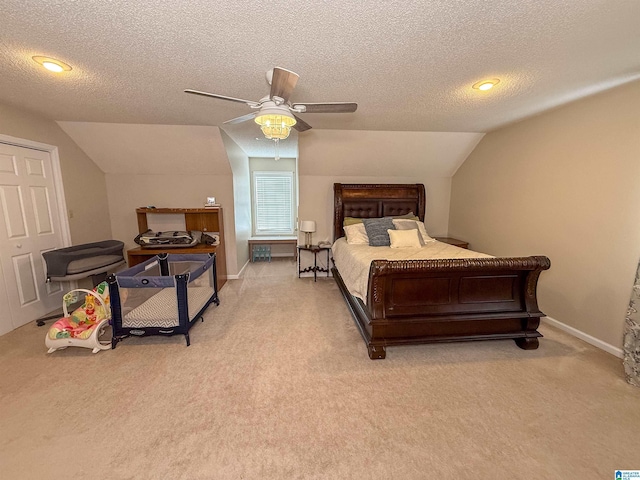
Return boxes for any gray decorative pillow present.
[362,217,396,246]
[393,219,425,245]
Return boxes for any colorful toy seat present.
[45,282,112,354]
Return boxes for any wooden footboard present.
[333,256,550,359]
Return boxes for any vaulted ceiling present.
[1,1,639,158]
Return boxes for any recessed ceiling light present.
[472,78,500,91]
[32,56,72,73]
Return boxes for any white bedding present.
[331,237,492,303]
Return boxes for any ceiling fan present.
[185,67,357,139]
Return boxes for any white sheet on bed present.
[331,237,492,304]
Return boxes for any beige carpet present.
[0,258,639,479]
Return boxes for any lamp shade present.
[300,220,316,233]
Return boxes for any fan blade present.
[270,67,299,102]
[184,89,259,107]
[223,112,257,125]
[292,102,358,113]
[293,115,312,132]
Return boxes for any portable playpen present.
[107,253,219,348]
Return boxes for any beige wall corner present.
[449,80,640,349]
[221,130,251,270]
[0,102,112,244]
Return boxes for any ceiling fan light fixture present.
[255,108,296,140]
[260,124,292,140]
[186,66,358,137]
[472,78,500,91]
[32,56,72,73]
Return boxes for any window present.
[252,171,294,235]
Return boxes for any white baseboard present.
[227,259,250,280]
[542,316,623,358]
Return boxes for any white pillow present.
[344,223,369,245]
[392,219,435,245]
[416,221,434,243]
[388,229,422,248]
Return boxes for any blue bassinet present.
[107,253,219,348]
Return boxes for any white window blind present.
[253,171,294,235]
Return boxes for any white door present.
[0,142,65,334]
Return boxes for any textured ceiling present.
[1,0,639,156]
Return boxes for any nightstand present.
[434,237,469,249]
[297,245,331,282]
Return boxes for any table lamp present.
[300,220,316,248]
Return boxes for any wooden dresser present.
[126,207,227,288]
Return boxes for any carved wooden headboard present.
[333,183,426,240]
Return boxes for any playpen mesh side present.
[114,256,216,329]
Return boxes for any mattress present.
[331,237,492,304]
[122,286,214,328]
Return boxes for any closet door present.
[0,143,64,334]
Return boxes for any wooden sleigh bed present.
[331,183,551,359]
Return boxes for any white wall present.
[449,79,640,350]
[221,131,251,272]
